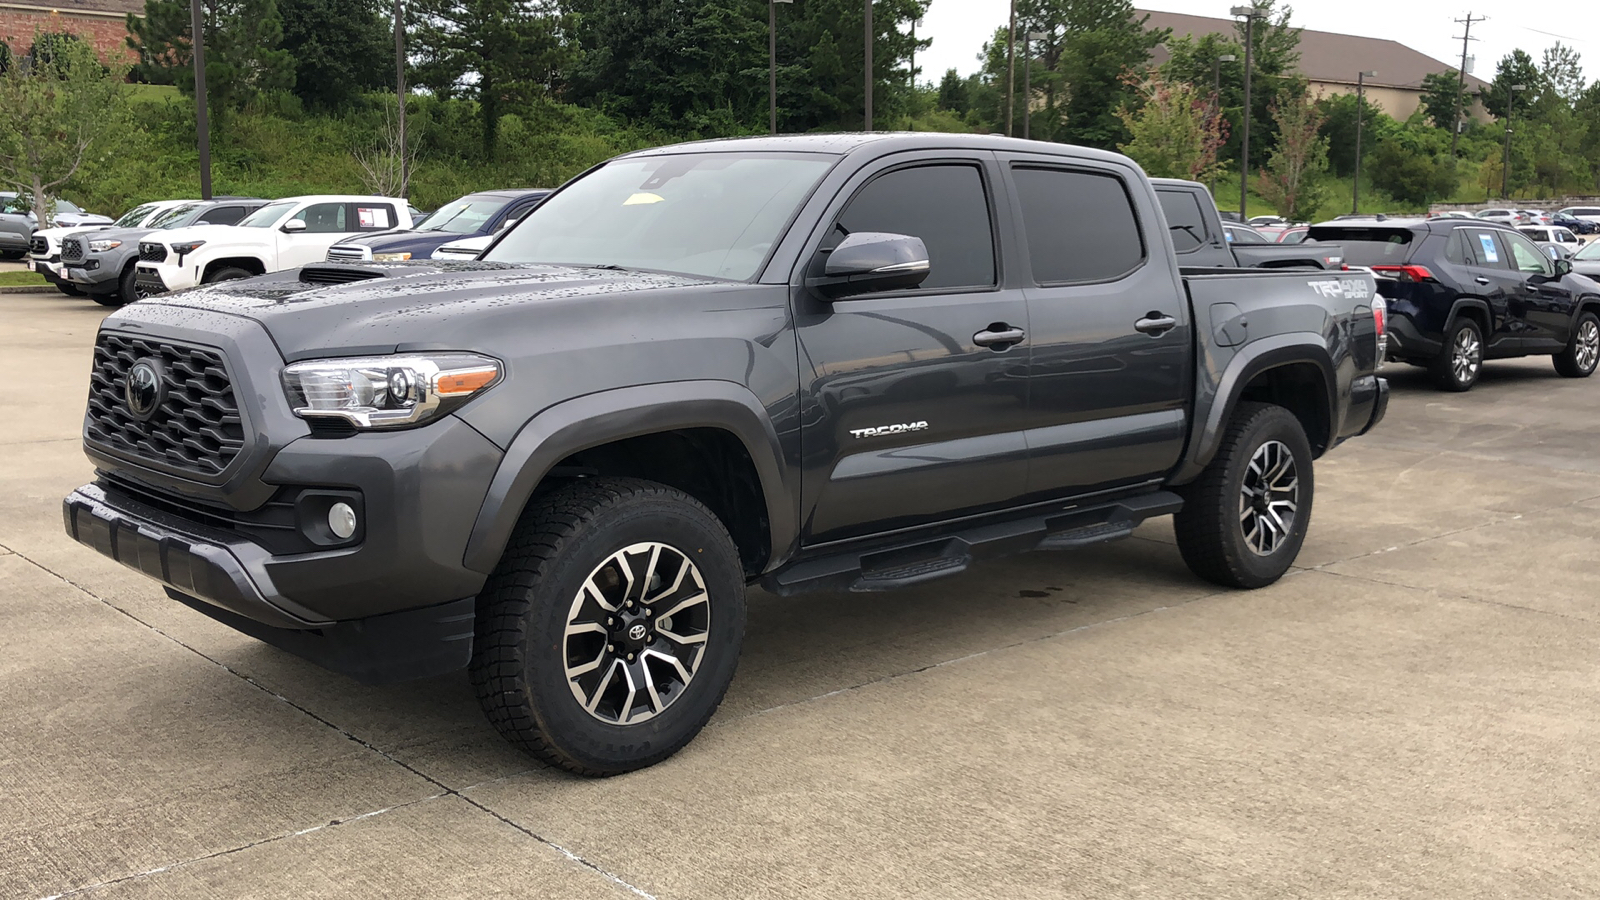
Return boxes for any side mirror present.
[281,219,307,233]
[497,216,520,233]
[810,232,930,299]
[1555,258,1573,277]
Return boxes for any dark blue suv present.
[326,189,550,262]
[1310,217,1600,391]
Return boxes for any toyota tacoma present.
[64,134,1389,775]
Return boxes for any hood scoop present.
[300,264,391,285]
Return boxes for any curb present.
[0,285,56,294]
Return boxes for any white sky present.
[919,0,1600,86]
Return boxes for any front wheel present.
[55,282,82,297]
[1174,402,1314,589]
[1429,317,1484,391]
[1553,312,1600,378]
[203,266,252,284]
[470,477,747,776]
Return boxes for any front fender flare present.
[1169,332,1337,485]
[461,381,794,575]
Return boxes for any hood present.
[35,224,110,240]
[329,230,463,254]
[122,260,721,359]
[144,223,251,248]
[74,226,159,250]
[55,213,114,227]
[436,235,494,255]
[1572,260,1600,277]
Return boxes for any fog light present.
[328,502,357,539]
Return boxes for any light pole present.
[769,0,792,134]
[1231,5,1267,220]
[1211,53,1235,195]
[1352,69,1375,214]
[1005,0,1016,136]
[1501,83,1527,198]
[863,0,872,131]
[1023,31,1045,140]
[190,0,211,199]
[394,0,406,198]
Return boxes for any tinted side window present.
[1155,189,1208,254]
[835,164,996,290]
[1012,167,1144,283]
[1445,230,1478,266]
[198,205,247,225]
[1463,229,1508,269]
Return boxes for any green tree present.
[1481,50,1541,120]
[1540,42,1584,104]
[408,0,566,157]
[1253,88,1328,221]
[936,67,968,114]
[1368,125,1456,205]
[1117,75,1223,180]
[1419,70,1467,130]
[1318,90,1394,178]
[127,0,294,112]
[279,0,392,110]
[0,31,131,223]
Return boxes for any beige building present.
[1142,9,1491,123]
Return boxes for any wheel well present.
[534,428,770,576]
[1237,362,1331,454]
[204,257,266,280]
[1578,300,1600,322]
[1451,303,1490,336]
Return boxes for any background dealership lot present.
[5,290,1598,896]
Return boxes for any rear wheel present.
[1553,312,1600,378]
[1174,402,1314,589]
[470,477,746,776]
[1429,317,1483,391]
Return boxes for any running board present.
[763,490,1185,596]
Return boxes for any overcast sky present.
[919,0,1600,86]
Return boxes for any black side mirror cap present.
[809,232,930,299]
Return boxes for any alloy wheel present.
[1238,440,1299,556]
[563,541,711,725]
[1577,320,1600,373]
[1452,326,1482,385]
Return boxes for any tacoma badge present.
[850,421,929,439]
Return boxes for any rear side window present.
[1155,188,1208,254]
[1305,226,1417,267]
[351,204,396,232]
[835,164,996,290]
[1012,166,1144,283]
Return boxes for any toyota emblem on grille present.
[124,359,164,421]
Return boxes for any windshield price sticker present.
[1478,233,1500,263]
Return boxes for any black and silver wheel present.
[1430,317,1483,391]
[1174,402,1314,588]
[471,477,746,776]
[1553,312,1600,378]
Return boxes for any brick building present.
[0,0,144,66]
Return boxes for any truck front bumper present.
[134,262,199,295]
[63,482,477,682]
[62,257,121,292]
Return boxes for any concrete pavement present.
[3,292,1598,898]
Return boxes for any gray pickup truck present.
[1153,179,1342,269]
[64,134,1389,775]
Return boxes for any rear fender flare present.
[1171,333,1337,485]
[1444,297,1493,337]
[461,381,794,575]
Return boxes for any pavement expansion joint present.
[1320,567,1600,626]
[13,548,663,900]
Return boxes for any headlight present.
[281,353,501,429]
[372,252,412,261]
[172,240,206,255]
[87,239,122,252]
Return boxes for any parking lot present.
[4,291,1599,899]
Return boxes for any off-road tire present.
[55,282,81,296]
[1429,317,1483,391]
[87,291,122,307]
[115,264,140,305]
[470,477,746,776]
[204,266,252,283]
[1174,402,1314,589]
[1553,311,1600,378]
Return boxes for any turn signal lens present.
[372,252,412,261]
[434,366,498,396]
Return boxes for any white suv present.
[134,195,412,294]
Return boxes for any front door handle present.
[973,326,1026,349]
[1475,276,1492,285]
[1135,313,1178,336]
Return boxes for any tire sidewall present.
[1217,408,1316,587]
[1439,318,1483,391]
[518,493,746,771]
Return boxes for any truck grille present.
[86,334,246,477]
[61,237,84,263]
[30,235,48,256]
[326,245,368,261]
[139,242,168,263]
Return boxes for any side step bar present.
[763,490,1184,596]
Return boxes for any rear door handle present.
[1134,313,1178,336]
[973,326,1026,348]
[1475,276,1492,285]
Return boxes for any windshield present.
[239,201,295,228]
[1573,241,1600,260]
[418,197,505,234]
[150,203,206,228]
[114,204,159,227]
[486,152,835,280]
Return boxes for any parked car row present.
[1,193,113,258]
[26,189,549,307]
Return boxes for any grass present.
[0,271,47,286]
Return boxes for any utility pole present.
[1449,13,1483,162]
[1022,32,1040,139]
[1353,70,1375,214]
[1231,6,1266,220]
[1004,0,1017,136]
[863,0,873,131]
[394,0,407,198]
[190,0,211,199]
